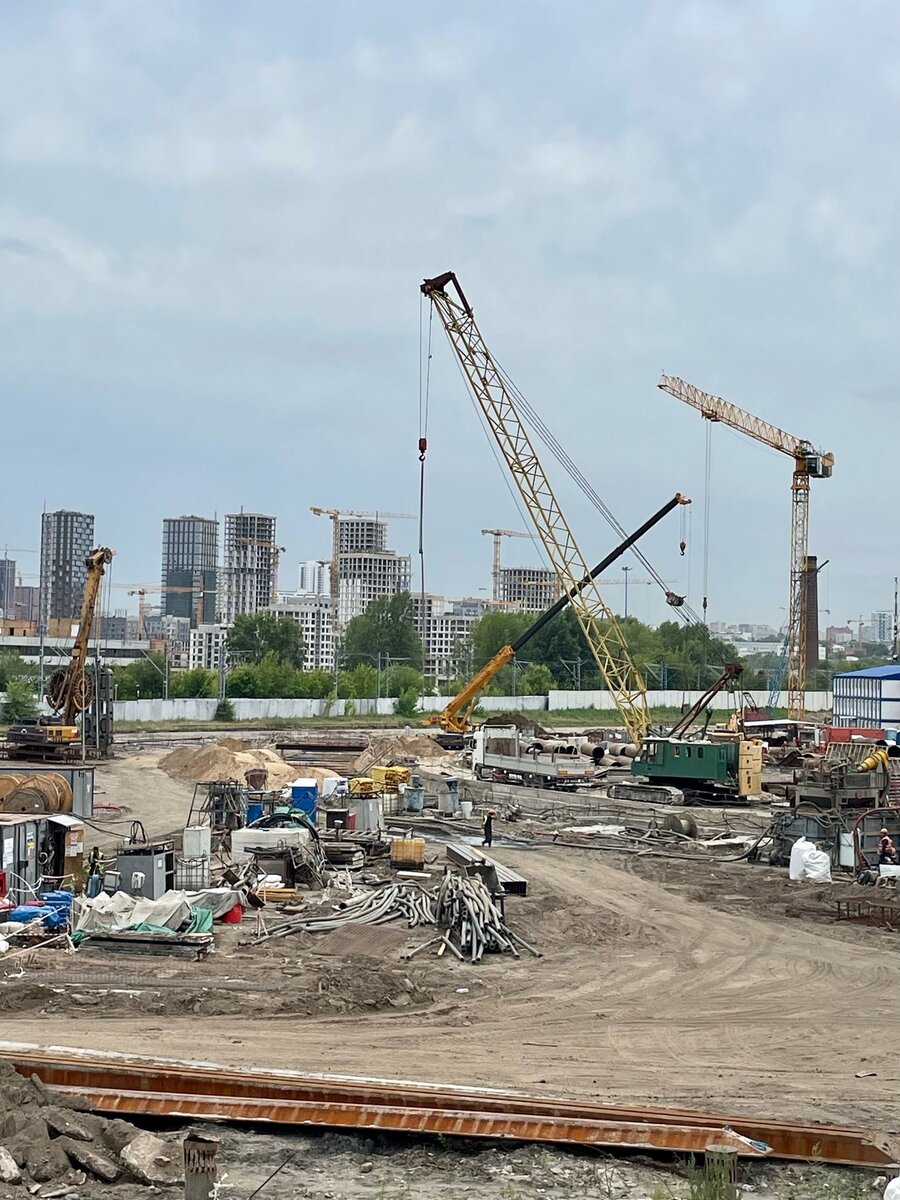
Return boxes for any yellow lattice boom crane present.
[657,374,833,720]
[422,271,659,746]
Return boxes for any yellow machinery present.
[424,494,689,734]
[657,375,833,720]
[8,547,114,758]
[421,271,687,745]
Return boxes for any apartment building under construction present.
[220,512,278,624]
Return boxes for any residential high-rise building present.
[871,611,893,645]
[335,517,411,626]
[161,516,218,629]
[0,559,15,617]
[412,594,487,684]
[266,594,334,671]
[221,513,279,624]
[298,559,330,596]
[498,566,558,614]
[39,510,95,633]
[14,584,40,625]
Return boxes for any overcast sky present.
[1,0,896,631]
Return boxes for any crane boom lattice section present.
[658,374,808,457]
[423,273,649,744]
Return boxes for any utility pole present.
[621,565,631,619]
[894,577,898,661]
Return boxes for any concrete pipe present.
[619,744,640,758]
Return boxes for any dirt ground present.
[89,749,198,848]
[5,749,898,1195]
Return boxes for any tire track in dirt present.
[5,844,898,1129]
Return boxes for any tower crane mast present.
[658,374,833,720]
[422,271,650,746]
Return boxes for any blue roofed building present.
[832,665,900,728]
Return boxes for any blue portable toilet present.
[290,778,318,823]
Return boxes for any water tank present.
[183,825,212,858]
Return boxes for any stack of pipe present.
[248,881,434,943]
[433,872,538,963]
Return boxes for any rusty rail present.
[1,1045,895,1168]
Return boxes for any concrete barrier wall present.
[101,689,834,723]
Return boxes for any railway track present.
[0,1045,895,1168]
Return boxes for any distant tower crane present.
[658,374,833,720]
[119,584,215,635]
[480,529,536,601]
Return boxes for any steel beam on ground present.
[445,842,528,895]
[0,1046,895,1168]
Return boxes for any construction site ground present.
[4,747,898,1196]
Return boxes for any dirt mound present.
[483,712,550,737]
[355,733,452,773]
[159,740,338,790]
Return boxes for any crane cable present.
[490,356,702,625]
[417,297,433,695]
[702,420,712,624]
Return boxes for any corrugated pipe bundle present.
[247,881,435,944]
[433,871,540,964]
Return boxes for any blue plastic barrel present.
[290,781,318,823]
[246,802,264,825]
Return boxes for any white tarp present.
[73,890,193,934]
[73,888,243,933]
[184,888,244,918]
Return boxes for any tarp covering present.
[73,890,193,934]
[73,888,242,936]
[184,888,245,918]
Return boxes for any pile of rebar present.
[245,870,540,962]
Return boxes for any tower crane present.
[657,374,833,720]
[480,529,535,602]
[309,507,415,635]
[422,271,656,746]
[116,583,216,634]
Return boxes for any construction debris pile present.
[0,1062,183,1191]
[248,870,535,963]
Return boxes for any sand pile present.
[159,740,337,790]
[355,733,452,773]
